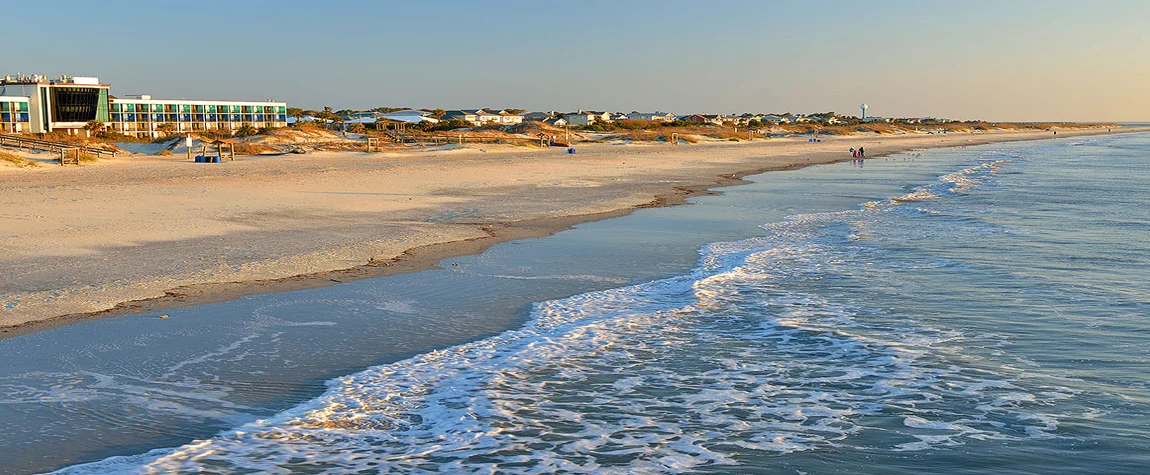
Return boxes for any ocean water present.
[3,133,1148,474]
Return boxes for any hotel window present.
[207,105,217,113]
[194,105,204,112]
[111,113,120,121]
[231,105,241,113]
[18,102,28,112]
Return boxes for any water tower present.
[860,103,869,121]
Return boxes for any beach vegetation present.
[287,107,306,122]
[77,153,99,164]
[422,119,472,132]
[235,124,259,137]
[84,120,105,136]
[0,150,40,168]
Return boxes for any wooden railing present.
[0,133,118,159]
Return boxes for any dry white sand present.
[0,128,1133,330]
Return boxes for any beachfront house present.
[522,111,553,121]
[562,111,604,126]
[496,110,524,125]
[761,114,789,123]
[542,116,568,127]
[442,109,483,124]
[610,112,629,121]
[626,111,677,122]
[442,109,520,126]
[682,114,728,126]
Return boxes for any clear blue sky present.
[6,0,1148,121]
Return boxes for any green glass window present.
[110,103,121,112]
[18,102,28,112]
[232,105,242,113]
[207,105,217,113]
[181,104,191,112]
[153,104,164,112]
[277,106,286,113]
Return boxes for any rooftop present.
[1,74,107,86]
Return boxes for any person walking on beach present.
[850,147,856,158]
[858,147,865,159]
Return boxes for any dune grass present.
[0,150,40,168]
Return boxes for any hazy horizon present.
[6,0,1148,122]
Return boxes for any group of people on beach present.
[849,146,865,159]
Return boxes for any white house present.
[626,111,677,122]
[495,110,524,125]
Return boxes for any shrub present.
[423,119,472,132]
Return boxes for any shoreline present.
[1,127,1142,339]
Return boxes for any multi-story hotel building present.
[0,75,110,135]
[0,74,287,138]
[108,96,288,138]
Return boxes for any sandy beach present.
[0,127,1135,334]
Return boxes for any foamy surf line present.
[57,155,1076,474]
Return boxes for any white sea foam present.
[58,158,1074,474]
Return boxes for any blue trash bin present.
[568,148,576,154]
[211,156,221,163]
[194,156,203,163]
